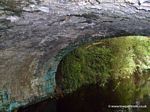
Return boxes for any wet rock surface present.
[0,0,150,111]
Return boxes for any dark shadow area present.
[17,99,56,112]
[56,83,119,112]
[18,82,149,112]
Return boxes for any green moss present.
[59,36,149,89]
[58,36,150,105]
[56,36,150,111]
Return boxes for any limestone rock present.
[0,0,150,111]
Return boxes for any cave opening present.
[17,36,150,112]
[55,36,150,112]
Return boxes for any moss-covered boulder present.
[56,36,150,111]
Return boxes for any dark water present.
[17,83,149,112]
[17,98,56,112]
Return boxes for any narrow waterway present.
[0,0,150,111]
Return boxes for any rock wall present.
[0,0,150,111]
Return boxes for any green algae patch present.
[56,36,150,106]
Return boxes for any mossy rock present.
[56,36,150,111]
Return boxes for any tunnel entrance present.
[18,36,150,112]
[56,36,150,112]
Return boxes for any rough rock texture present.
[0,0,150,111]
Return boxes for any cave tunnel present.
[17,36,150,112]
